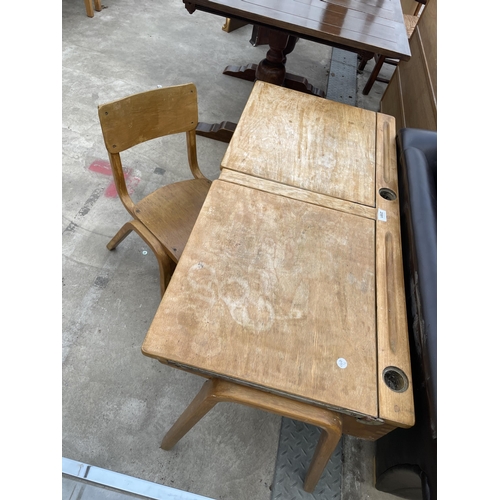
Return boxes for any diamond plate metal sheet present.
[271,418,342,500]
[326,48,358,106]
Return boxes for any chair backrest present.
[98,83,198,154]
[97,83,203,215]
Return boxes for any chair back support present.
[98,83,198,153]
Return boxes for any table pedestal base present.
[224,27,325,98]
[195,121,237,143]
[160,378,343,493]
[195,27,325,142]
[223,63,325,98]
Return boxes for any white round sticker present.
[337,358,347,369]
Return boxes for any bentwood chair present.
[84,0,102,17]
[98,84,211,296]
[358,0,426,95]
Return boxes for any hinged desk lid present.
[221,81,377,207]
[143,180,378,418]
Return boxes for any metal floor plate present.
[270,418,342,500]
[326,48,358,106]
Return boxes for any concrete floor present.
[62,1,399,499]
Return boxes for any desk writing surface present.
[221,81,377,207]
[142,180,379,417]
[143,84,415,427]
[186,0,411,60]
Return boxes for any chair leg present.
[94,0,102,12]
[357,51,375,72]
[362,55,387,95]
[107,220,176,296]
[159,378,343,493]
[84,0,94,17]
[357,56,368,72]
[107,221,135,250]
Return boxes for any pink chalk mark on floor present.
[89,159,141,198]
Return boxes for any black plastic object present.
[375,128,437,500]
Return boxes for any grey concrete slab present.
[326,48,358,106]
[63,1,403,499]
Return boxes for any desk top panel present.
[221,81,377,207]
[142,180,378,417]
[186,0,411,60]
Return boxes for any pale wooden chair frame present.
[98,84,211,295]
[84,0,102,17]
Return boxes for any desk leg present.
[160,378,343,492]
[161,379,219,450]
[303,427,343,492]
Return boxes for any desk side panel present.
[375,114,414,427]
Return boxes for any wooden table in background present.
[185,0,411,141]
[142,81,414,493]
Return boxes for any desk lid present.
[143,180,379,418]
[221,81,378,207]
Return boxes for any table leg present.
[159,378,343,493]
[222,29,325,98]
[255,28,289,86]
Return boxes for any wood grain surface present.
[185,0,411,60]
[221,81,377,206]
[374,114,414,427]
[142,82,414,429]
[143,180,379,417]
[218,169,377,219]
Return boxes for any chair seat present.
[134,178,211,262]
